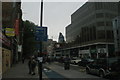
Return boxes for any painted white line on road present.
[79,69,86,72]
[70,64,78,66]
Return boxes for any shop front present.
[97,48,107,58]
[1,32,11,73]
[90,49,97,59]
[2,48,11,73]
[79,50,90,58]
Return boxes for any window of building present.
[105,13,115,19]
[89,26,96,41]
[97,22,105,26]
[93,26,96,40]
[106,30,113,39]
[106,21,112,26]
[95,2,103,10]
[96,13,104,18]
[116,30,119,35]
[97,30,105,39]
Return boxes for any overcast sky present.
[21,1,86,41]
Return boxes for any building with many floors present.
[65,2,119,59]
[58,32,65,43]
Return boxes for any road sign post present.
[35,26,47,80]
[37,0,44,80]
[35,27,47,41]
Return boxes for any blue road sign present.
[35,26,48,41]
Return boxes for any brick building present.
[2,1,23,73]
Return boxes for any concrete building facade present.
[66,2,119,58]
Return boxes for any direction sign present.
[35,26,48,41]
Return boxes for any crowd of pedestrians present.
[25,55,71,75]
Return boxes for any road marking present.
[70,64,78,66]
[79,69,86,72]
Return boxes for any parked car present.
[78,58,94,67]
[107,59,120,79]
[70,58,81,65]
[86,58,120,78]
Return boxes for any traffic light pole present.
[38,0,43,80]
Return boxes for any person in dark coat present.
[47,56,51,64]
[64,55,70,70]
[31,58,37,75]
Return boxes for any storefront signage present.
[5,28,15,37]
[97,48,107,53]
[80,50,90,54]
[90,49,97,53]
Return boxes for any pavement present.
[2,60,48,80]
[2,61,107,80]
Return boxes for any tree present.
[22,20,37,57]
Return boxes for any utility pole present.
[38,0,43,80]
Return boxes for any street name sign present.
[35,26,48,41]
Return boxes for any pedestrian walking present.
[47,56,51,64]
[28,57,32,74]
[63,55,70,70]
[31,58,37,75]
[22,57,25,64]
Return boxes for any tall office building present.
[58,32,65,43]
[66,2,119,58]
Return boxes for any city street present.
[44,62,107,79]
[2,60,108,80]
[1,1,120,80]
